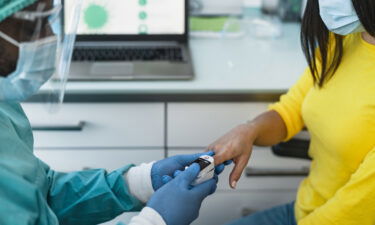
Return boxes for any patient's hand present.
[207,123,258,189]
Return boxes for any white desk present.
[51,23,306,96]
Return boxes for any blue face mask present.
[319,0,364,35]
[0,34,58,101]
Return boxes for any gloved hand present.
[151,152,232,190]
[148,163,217,225]
[162,159,232,185]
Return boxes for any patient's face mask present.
[319,0,364,35]
[0,0,82,110]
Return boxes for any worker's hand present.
[207,123,258,189]
[163,159,232,184]
[148,163,217,225]
[151,152,232,190]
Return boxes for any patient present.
[207,0,375,224]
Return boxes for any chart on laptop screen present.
[64,0,185,35]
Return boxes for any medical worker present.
[0,0,230,225]
[208,0,375,224]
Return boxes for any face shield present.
[0,0,82,111]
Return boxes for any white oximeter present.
[186,155,215,185]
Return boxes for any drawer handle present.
[32,121,86,131]
[82,167,94,170]
[245,167,309,177]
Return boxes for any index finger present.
[213,151,233,165]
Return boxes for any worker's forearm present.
[248,110,287,146]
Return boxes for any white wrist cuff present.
[128,207,166,225]
[124,162,155,203]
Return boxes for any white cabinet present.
[192,191,296,225]
[27,101,309,225]
[22,103,164,149]
[167,103,268,147]
[35,149,164,172]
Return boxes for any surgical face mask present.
[319,0,364,35]
[0,32,58,101]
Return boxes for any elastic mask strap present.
[0,31,20,47]
[13,4,62,21]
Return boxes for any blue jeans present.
[226,202,297,225]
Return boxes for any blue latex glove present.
[151,152,217,190]
[148,163,217,225]
[163,157,233,185]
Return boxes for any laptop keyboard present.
[72,47,184,62]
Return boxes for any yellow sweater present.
[269,33,375,225]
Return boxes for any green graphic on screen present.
[139,11,147,20]
[65,0,185,35]
[139,0,147,6]
[84,4,109,30]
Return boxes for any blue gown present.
[0,102,143,225]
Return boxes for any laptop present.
[64,0,194,81]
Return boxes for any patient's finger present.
[213,150,233,165]
[229,156,249,189]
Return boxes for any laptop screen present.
[64,0,185,36]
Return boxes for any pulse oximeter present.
[186,155,215,185]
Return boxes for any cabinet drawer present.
[22,103,164,148]
[193,190,296,225]
[167,103,268,147]
[101,191,296,225]
[169,149,310,191]
[35,149,164,172]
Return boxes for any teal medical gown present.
[0,102,144,225]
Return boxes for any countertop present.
[34,23,307,102]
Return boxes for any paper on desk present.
[190,16,245,38]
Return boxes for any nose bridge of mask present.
[319,0,356,15]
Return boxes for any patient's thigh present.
[226,201,296,225]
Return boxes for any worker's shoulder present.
[0,102,28,125]
[0,102,33,146]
